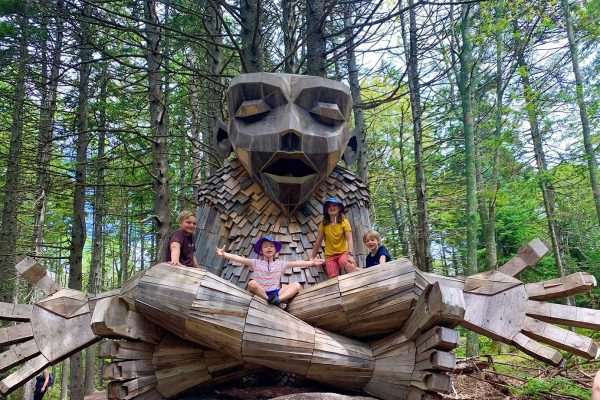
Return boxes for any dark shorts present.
[266,289,280,299]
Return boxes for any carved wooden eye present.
[235,99,271,122]
[310,102,345,125]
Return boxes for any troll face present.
[216,73,354,215]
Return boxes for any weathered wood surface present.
[525,272,597,300]
[92,297,163,344]
[287,259,424,337]
[197,159,371,280]
[15,256,62,295]
[498,239,549,277]
[132,263,463,400]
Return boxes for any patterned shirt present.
[252,259,287,292]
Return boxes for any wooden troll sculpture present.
[1,74,599,400]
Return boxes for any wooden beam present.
[521,316,598,359]
[526,300,600,330]
[401,283,465,341]
[98,340,153,360]
[525,272,597,300]
[0,339,40,372]
[0,323,33,347]
[512,332,563,366]
[499,239,549,277]
[15,257,61,295]
[91,297,164,344]
[0,353,49,396]
[0,302,32,322]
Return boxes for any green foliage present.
[511,377,591,399]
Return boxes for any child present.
[310,197,357,278]
[166,210,199,268]
[363,230,392,268]
[216,236,324,308]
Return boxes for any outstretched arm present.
[286,258,325,269]
[310,229,325,259]
[216,245,254,267]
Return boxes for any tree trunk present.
[306,0,326,76]
[34,0,64,256]
[145,0,171,265]
[398,106,416,261]
[561,0,600,224]
[240,0,263,72]
[0,0,29,302]
[85,62,108,395]
[189,67,203,201]
[458,4,479,357]
[514,24,571,302]
[403,0,431,271]
[282,0,298,72]
[204,1,224,176]
[344,4,368,182]
[60,359,69,400]
[68,3,92,398]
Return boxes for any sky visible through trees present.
[0,0,600,393]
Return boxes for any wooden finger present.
[106,376,158,399]
[98,340,154,360]
[525,272,597,300]
[521,316,598,359]
[526,300,600,330]
[15,257,62,295]
[0,353,49,396]
[0,323,33,346]
[512,332,563,366]
[0,302,32,321]
[0,339,40,372]
[499,239,549,277]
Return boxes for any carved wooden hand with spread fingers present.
[0,258,101,395]
[456,239,599,365]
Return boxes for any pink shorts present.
[325,253,348,278]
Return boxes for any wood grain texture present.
[525,272,597,300]
[196,159,371,282]
[0,322,33,346]
[526,300,600,330]
[521,316,598,358]
[499,239,549,277]
[15,257,61,295]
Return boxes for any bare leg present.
[279,283,301,302]
[247,280,269,300]
[341,253,357,273]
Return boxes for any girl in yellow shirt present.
[310,198,357,278]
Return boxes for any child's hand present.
[312,258,325,266]
[216,245,227,256]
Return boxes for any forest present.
[0,0,599,398]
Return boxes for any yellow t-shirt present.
[320,219,352,256]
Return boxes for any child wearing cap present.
[215,236,324,308]
[310,197,357,278]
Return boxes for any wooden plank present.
[525,272,596,300]
[99,340,154,360]
[15,257,59,294]
[0,338,39,371]
[521,316,598,359]
[526,300,600,330]
[0,353,48,396]
[401,283,465,341]
[0,322,33,346]
[0,302,32,321]
[32,302,99,362]
[499,239,549,277]
[512,332,563,365]
[463,270,521,295]
[462,285,527,342]
[91,297,163,344]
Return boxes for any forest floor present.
[184,355,598,400]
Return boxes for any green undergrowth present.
[455,331,597,399]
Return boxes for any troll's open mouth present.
[262,157,317,183]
